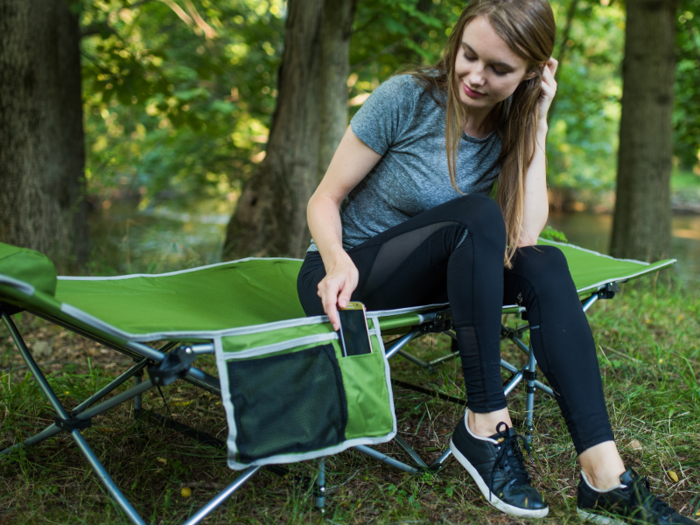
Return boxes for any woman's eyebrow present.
[461,43,516,71]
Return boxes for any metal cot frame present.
[0,278,619,524]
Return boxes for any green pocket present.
[338,349,393,439]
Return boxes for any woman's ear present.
[524,70,538,80]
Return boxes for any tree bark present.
[610,0,676,261]
[223,0,324,259]
[317,0,357,182]
[0,0,88,269]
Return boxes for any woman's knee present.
[513,245,574,294]
[448,194,505,240]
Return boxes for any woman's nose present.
[468,64,485,86]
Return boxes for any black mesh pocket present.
[227,343,348,463]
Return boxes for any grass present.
[1,276,699,524]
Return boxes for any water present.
[547,212,700,288]
[88,200,233,275]
[87,200,700,287]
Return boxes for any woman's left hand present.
[538,57,558,123]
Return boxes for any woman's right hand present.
[317,251,359,331]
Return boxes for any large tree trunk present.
[610,0,676,261]
[317,0,357,182]
[223,0,324,259]
[0,0,88,269]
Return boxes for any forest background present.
[80,0,700,203]
[7,0,697,274]
[2,2,700,523]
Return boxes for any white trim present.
[575,261,676,295]
[538,238,676,294]
[0,274,35,296]
[214,337,240,467]
[59,301,332,343]
[61,303,128,340]
[539,237,676,267]
[58,298,451,344]
[218,333,338,361]
[57,256,303,281]
[367,303,448,317]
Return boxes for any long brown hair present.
[410,0,555,267]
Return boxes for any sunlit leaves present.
[79,0,700,207]
[674,0,700,171]
[81,0,284,203]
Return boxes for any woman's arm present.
[519,58,558,246]
[308,126,382,330]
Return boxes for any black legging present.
[297,194,614,454]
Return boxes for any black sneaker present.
[577,468,697,525]
[449,413,548,517]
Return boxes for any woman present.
[297,0,694,522]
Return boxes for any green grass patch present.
[1,279,699,524]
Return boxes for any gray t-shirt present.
[310,74,502,251]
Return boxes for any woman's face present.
[454,15,535,111]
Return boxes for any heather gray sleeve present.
[349,75,417,155]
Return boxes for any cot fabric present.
[0,242,57,297]
[536,239,674,295]
[56,258,306,336]
[0,241,675,343]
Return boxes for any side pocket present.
[338,349,393,440]
[226,343,348,463]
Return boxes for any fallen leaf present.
[181,487,192,498]
[668,471,679,483]
[629,439,642,451]
[32,341,52,357]
[157,457,167,465]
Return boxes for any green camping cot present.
[0,239,674,524]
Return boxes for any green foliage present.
[78,0,700,207]
[539,225,569,242]
[80,0,284,205]
[546,0,625,197]
[675,0,700,170]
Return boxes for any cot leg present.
[181,467,262,525]
[133,366,143,417]
[524,344,537,442]
[394,434,428,469]
[397,349,434,370]
[353,445,422,474]
[315,457,326,512]
[1,312,147,525]
[428,449,453,472]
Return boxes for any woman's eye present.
[463,53,476,62]
[491,67,507,76]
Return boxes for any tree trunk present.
[317,0,357,182]
[0,0,88,269]
[610,0,676,261]
[223,0,324,259]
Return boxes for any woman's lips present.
[463,83,486,98]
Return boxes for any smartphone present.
[338,302,373,357]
